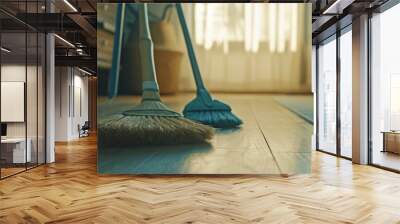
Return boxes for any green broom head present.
[99,90,214,147]
[183,89,242,129]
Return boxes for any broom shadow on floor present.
[97,127,244,174]
[98,142,213,174]
[215,127,242,135]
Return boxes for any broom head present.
[99,100,214,147]
[183,90,242,128]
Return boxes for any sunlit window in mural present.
[194,4,301,53]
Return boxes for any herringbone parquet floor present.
[1,135,400,223]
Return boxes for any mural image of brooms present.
[99,3,241,146]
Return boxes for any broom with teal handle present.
[108,3,125,99]
[99,3,213,146]
[176,3,242,128]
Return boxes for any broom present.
[99,3,213,146]
[176,3,242,128]
[107,3,125,99]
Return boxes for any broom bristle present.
[184,111,242,129]
[99,114,214,146]
[183,96,243,128]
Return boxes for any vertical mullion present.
[73,68,75,118]
[316,44,320,150]
[36,0,39,167]
[60,68,62,117]
[367,11,373,165]
[44,0,47,164]
[25,0,28,171]
[69,69,71,117]
[336,29,341,157]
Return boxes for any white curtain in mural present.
[194,4,299,53]
[179,3,311,93]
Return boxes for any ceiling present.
[310,0,390,43]
[0,0,97,74]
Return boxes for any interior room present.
[0,0,97,179]
[0,0,400,223]
[0,15,46,178]
[54,66,91,141]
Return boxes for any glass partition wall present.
[0,2,46,179]
[316,26,352,159]
[0,30,27,177]
[316,0,400,172]
[370,3,400,171]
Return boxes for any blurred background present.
[97,3,312,96]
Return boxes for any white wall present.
[55,67,69,141]
[71,73,89,138]
[1,65,34,138]
[55,67,89,141]
[1,63,46,164]
[1,82,25,122]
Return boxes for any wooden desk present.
[382,131,400,154]
[1,138,31,163]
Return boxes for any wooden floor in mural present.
[97,94,313,174]
[1,134,400,223]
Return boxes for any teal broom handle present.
[108,3,126,99]
[138,3,161,101]
[176,3,207,92]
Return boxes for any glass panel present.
[317,36,337,154]
[0,0,46,178]
[312,45,316,150]
[26,0,39,169]
[1,31,27,177]
[27,30,38,169]
[371,4,400,171]
[340,29,352,158]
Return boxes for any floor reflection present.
[98,94,313,175]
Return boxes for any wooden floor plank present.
[98,94,293,174]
